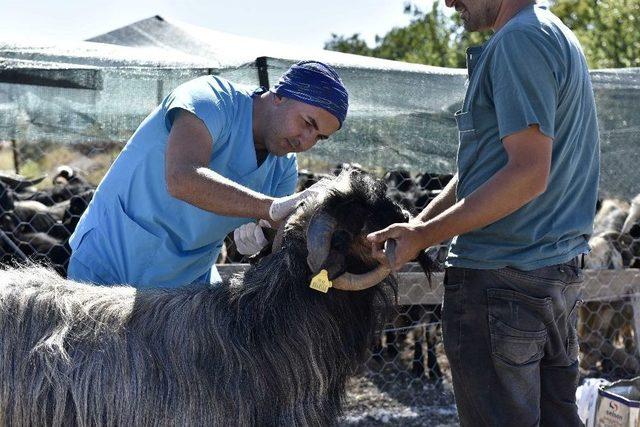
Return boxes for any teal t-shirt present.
[446,5,600,270]
[69,76,298,287]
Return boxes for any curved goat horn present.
[331,265,392,291]
[0,173,46,191]
[332,240,397,291]
[306,211,337,273]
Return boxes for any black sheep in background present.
[0,167,94,275]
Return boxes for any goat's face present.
[281,170,409,290]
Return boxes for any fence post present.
[11,139,19,174]
[156,79,164,105]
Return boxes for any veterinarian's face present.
[265,97,340,156]
[445,0,500,31]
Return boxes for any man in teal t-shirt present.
[68,61,349,288]
[368,1,599,425]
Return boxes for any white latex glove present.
[233,220,270,256]
[269,179,330,222]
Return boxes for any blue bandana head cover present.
[271,60,349,128]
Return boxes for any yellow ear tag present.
[310,269,333,293]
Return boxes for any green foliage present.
[324,33,374,57]
[324,0,639,68]
[551,0,640,67]
[325,1,488,68]
[372,3,458,67]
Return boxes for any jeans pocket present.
[442,270,465,356]
[487,288,551,366]
[566,299,583,361]
[443,270,463,315]
[489,317,547,365]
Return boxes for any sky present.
[0,0,436,50]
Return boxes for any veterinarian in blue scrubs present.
[68,61,349,288]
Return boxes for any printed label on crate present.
[592,377,640,427]
[596,396,630,426]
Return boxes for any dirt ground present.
[340,374,459,426]
[339,337,460,427]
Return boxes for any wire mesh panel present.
[1,60,639,425]
[0,139,114,274]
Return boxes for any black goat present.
[0,170,417,425]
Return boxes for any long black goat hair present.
[0,170,414,426]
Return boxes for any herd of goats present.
[0,163,639,424]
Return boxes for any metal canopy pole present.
[255,57,270,89]
[0,68,103,90]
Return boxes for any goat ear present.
[306,211,337,273]
[414,250,435,287]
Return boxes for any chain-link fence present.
[1,44,640,423]
[224,167,640,424]
[2,135,639,424]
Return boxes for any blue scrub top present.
[69,76,298,288]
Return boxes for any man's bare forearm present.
[416,161,547,248]
[166,166,273,220]
[415,126,552,247]
[414,174,458,223]
[164,110,275,220]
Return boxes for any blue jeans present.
[442,259,584,427]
